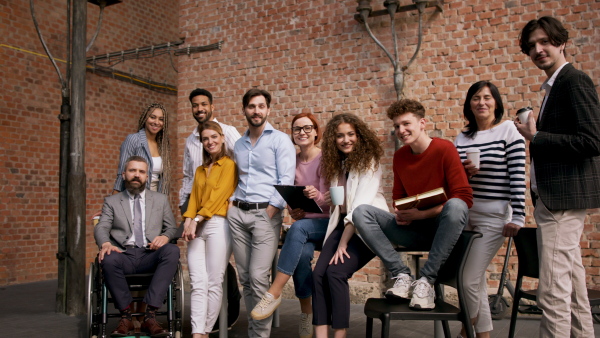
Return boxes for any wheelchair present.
[86,256,185,338]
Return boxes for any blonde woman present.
[182,121,237,338]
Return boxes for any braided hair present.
[137,103,171,194]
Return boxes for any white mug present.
[329,186,344,206]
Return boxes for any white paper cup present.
[330,186,345,206]
[466,149,480,169]
[516,108,532,124]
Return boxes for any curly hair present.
[386,99,425,120]
[320,113,383,183]
[137,103,171,194]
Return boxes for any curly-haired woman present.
[113,103,172,194]
[311,113,387,338]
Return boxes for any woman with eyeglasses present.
[251,113,330,338]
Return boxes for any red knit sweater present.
[392,138,473,208]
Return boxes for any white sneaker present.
[385,273,414,300]
[299,313,313,338]
[250,292,281,320]
[409,277,435,310]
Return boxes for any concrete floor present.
[1,279,599,337]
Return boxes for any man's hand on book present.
[462,159,479,179]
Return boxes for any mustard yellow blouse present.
[183,156,237,220]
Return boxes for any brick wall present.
[1,0,598,296]
[178,0,600,296]
[0,0,179,285]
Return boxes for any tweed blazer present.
[531,63,600,210]
[113,129,163,193]
[94,190,177,250]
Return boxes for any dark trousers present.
[101,244,180,310]
[312,222,374,329]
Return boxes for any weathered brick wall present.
[178,0,600,296]
[0,0,179,285]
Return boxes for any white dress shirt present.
[179,119,241,206]
[125,189,147,246]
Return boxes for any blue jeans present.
[277,217,328,299]
[353,198,468,283]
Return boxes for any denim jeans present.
[277,217,328,299]
[353,198,468,283]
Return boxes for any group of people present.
[93,16,599,338]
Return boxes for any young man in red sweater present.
[354,99,472,310]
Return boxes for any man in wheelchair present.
[94,156,179,337]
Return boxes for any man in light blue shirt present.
[228,88,296,337]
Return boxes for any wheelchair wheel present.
[592,305,600,324]
[488,294,510,320]
[86,262,100,338]
[172,262,185,338]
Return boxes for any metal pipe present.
[66,0,87,316]
[55,100,70,313]
[86,39,185,62]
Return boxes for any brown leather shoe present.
[111,317,134,337]
[141,317,169,337]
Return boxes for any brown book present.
[393,187,448,210]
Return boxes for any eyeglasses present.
[292,125,315,135]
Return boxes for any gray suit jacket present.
[94,190,178,250]
[532,63,600,210]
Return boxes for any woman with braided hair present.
[113,103,172,194]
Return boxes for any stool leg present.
[366,317,373,338]
[381,313,390,338]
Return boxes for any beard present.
[124,178,146,195]
[246,114,267,128]
[193,109,213,124]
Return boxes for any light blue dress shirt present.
[232,122,296,209]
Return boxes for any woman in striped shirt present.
[113,103,172,194]
[454,81,526,338]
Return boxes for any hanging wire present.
[167,42,178,73]
[30,0,67,97]
[86,1,106,52]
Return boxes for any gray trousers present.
[228,206,282,338]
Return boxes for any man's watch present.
[193,216,201,222]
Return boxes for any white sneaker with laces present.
[250,292,281,320]
[385,273,414,300]
[299,313,313,338]
[409,277,435,310]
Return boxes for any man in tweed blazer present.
[516,16,600,337]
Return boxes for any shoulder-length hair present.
[320,113,383,183]
[291,112,321,145]
[462,81,504,138]
[200,121,228,166]
[137,103,171,194]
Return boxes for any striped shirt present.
[455,120,527,226]
[178,119,241,206]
